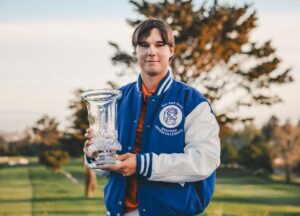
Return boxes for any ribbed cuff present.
[84,154,95,165]
[135,153,153,178]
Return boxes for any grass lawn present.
[0,158,106,215]
[1,158,300,215]
[0,163,32,215]
[205,169,300,215]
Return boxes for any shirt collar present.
[141,82,157,97]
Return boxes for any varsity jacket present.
[86,69,221,216]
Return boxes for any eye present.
[138,42,149,47]
[156,43,165,47]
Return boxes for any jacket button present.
[118,201,122,205]
[146,125,150,128]
[152,99,155,102]
[117,213,120,216]
[142,208,146,212]
[128,146,132,150]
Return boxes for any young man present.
[84,19,220,216]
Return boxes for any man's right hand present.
[83,128,94,158]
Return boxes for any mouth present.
[146,60,159,63]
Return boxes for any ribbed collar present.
[136,68,173,97]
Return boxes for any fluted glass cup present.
[81,89,122,169]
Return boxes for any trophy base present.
[87,152,118,169]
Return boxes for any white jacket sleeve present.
[135,102,220,183]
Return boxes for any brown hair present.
[132,19,175,48]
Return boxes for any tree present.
[39,149,69,173]
[31,115,61,146]
[31,115,71,172]
[262,115,279,142]
[109,0,293,133]
[293,160,300,176]
[221,143,238,164]
[273,120,300,183]
[230,122,260,149]
[238,134,273,173]
[0,130,40,156]
[225,123,272,172]
[67,89,97,197]
[62,89,89,157]
[0,135,8,156]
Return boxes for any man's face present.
[135,28,174,77]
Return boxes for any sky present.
[0,0,300,133]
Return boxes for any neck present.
[141,70,167,91]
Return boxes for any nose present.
[147,45,155,56]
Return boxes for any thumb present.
[116,153,130,161]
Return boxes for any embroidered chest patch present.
[155,103,184,136]
[159,105,183,128]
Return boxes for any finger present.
[101,164,123,172]
[83,147,87,155]
[123,169,132,177]
[83,147,92,157]
[83,141,94,157]
[84,133,92,139]
[85,130,93,139]
[100,165,115,170]
[84,140,93,147]
[86,128,93,135]
[83,142,89,151]
[116,153,130,161]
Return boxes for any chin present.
[146,70,159,77]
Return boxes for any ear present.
[169,46,175,62]
[132,50,137,62]
[170,47,175,56]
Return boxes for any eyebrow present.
[138,40,165,44]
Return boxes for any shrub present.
[221,143,238,164]
[39,149,69,172]
[238,141,273,172]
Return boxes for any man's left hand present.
[101,153,137,176]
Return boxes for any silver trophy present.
[81,89,122,169]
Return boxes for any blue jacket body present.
[89,70,220,216]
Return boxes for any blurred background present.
[0,0,299,215]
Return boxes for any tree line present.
[1,109,300,183]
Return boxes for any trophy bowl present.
[81,89,122,169]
